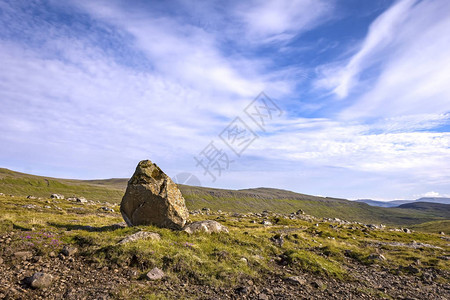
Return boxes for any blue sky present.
[1,0,449,200]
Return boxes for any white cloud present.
[235,0,333,43]
[316,0,450,119]
[420,191,441,198]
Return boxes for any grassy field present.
[0,193,448,298]
[1,168,449,231]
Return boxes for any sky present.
[0,0,449,200]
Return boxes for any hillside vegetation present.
[0,168,449,231]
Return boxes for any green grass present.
[1,194,449,297]
[1,167,448,228]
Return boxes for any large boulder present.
[120,160,189,229]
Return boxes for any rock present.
[368,253,386,261]
[100,206,114,212]
[76,197,87,203]
[261,220,272,226]
[118,231,161,244]
[28,272,54,289]
[239,257,248,264]
[120,160,189,229]
[287,276,307,285]
[0,257,3,264]
[258,293,269,300]
[440,231,445,235]
[50,194,64,199]
[61,245,78,256]
[270,234,284,247]
[235,286,249,295]
[296,209,304,215]
[27,195,37,199]
[403,228,412,233]
[146,267,164,280]
[183,220,229,234]
[14,251,33,260]
[22,204,38,209]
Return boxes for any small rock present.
[146,267,164,280]
[287,276,307,285]
[27,195,37,199]
[239,257,248,264]
[258,293,269,300]
[50,194,64,199]
[235,286,248,295]
[402,228,412,233]
[61,245,78,256]
[368,253,386,261]
[76,197,87,203]
[270,234,284,247]
[28,272,54,289]
[183,220,229,234]
[261,220,272,226]
[0,257,3,264]
[118,231,161,244]
[100,206,114,212]
[440,231,445,235]
[14,251,33,260]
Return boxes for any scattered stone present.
[258,293,269,300]
[118,231,161,244]
[270,234,284,247]
[234,286,249,295]
[296,209,305,215]
[261,220,272,226]
[27,195,37,199]
[368,253,386,261]
[100,206,114,212]
[22,204,38,209]
[61,245,78,256]
[50,194,64,199]
[287,276,307,285]
[0,257,3,264]
[403,228,412,233]
[146,267,164,280]
[183,220,229,234]
[239,257,248,264]
[440,231,445,235]
[28,272,54,289]
[120,160,189,229]
[14,251,33,260]
[76,197,87,203]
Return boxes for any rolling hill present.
[356,197,450,207]
[0,168,449,228]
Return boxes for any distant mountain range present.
[356,197,450,207]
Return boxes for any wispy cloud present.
[0,0,449,200]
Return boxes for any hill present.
[396,202,450,219]
[357,197,450,208]
[1,168,449,229]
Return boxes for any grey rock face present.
[120,160,189,229]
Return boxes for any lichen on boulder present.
[120,160,189,229]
